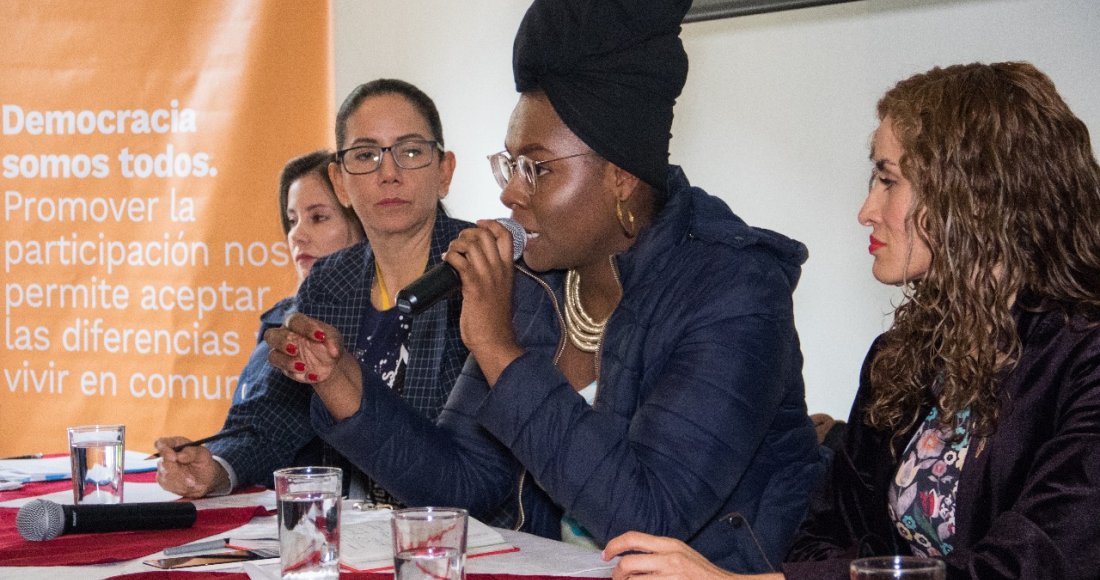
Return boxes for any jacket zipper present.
[509,265,567,531]
[506,261,622,531]
[593,254,622,394]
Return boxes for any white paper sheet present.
[338,509,516,572]
[0,450,158,484]
[0,482,181,508]
[193,489,277,511]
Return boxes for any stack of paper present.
[0,450,158,483]
[338,510,518,572]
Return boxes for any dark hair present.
[334,79,449,215]
[867,62,1100,438]
[278,149,363,237]
[335,78,444,149]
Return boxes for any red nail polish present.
[286,343,297,355]
[314,330,326,341]
[294,362,306,372]
[307,373,319,382]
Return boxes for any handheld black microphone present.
[15,499,198,541]
[396,218,527,315]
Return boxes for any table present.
[0,477,613,579]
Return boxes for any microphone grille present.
[16,499,66,541]
[495,218,527,261]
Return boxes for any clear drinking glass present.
[274,466,342,580]
[67,424,125,504]
[850,556,946,580]
[392,507,468,580]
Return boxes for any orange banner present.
[1,0,333,455]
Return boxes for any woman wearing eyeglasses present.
[266,0,825,571]
[159,79,471,502]
[288,78,474,504]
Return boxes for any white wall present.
[333,0,1100,419]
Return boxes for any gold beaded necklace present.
[564,269,607,353]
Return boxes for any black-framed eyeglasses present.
[487,150,592,194]
[337,139,444,175]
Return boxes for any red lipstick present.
[868,236,886,254]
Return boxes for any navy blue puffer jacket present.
[313,166,827,573]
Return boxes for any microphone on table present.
[15,499,197,541]
[396,218,527,315]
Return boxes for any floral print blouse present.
[888,406,973,557]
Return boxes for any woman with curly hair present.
[604,61,1100,579]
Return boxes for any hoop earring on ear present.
[616,199,636,239]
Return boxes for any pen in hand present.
[146,425,255,459]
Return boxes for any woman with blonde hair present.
[605,61,1100,579]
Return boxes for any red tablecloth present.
[108,573,604,580]
[4,474,604,579]
[0,504,271,566]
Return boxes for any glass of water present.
[392,507,468,580]
[274,466,342,580]
[67,424,125,504]
[851,556,946,579]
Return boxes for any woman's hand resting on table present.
[603,531,783,580]
[264,313,364,420]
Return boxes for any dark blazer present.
[207,213,471,489]
[783,307,1100,580]
[230,296,296,406]
[313,167,826,573]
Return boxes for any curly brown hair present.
[867,62,1100,438]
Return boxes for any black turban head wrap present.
[513,0,691,192]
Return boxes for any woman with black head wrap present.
[604,62,1100,580]
[266,0,826,572]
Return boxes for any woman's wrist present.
[312,352,364,420]
[475,343,525,387]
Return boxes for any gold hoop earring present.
[616,199,636,238]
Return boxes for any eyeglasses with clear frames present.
[487,150,592,195]
[337,139,444,175]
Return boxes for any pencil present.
[146,425,255,459]
[0,453,44,460]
